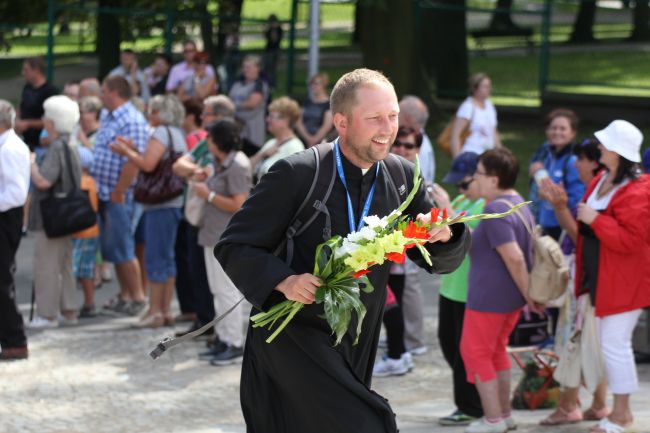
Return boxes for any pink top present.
[186,129,208,151]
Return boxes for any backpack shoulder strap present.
[381,153,409,204]
[494,198,535,238]
[273,142,336,264]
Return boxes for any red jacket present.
[575,172,650,317]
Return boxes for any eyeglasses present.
[267,113,284,120]
[392,140,417,150]
[456,178,474,190]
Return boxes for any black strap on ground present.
[149,296,245,360]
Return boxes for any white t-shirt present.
[586,173,629,211]
[456,97,498,155]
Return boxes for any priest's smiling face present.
[336,82,399,169]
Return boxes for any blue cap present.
[77,146,94,170]
[442,152,479,184]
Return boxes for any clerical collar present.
[361,168,369,175]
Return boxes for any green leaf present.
[315,286,325,303]
[415,243,432,267]
[358,275,374,293]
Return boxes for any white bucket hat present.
[594,119,643,163]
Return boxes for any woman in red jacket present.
[574,120,650,433]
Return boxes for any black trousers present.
[383,274,406,360]
[0,207,27,349]
[437,294,483,418]
[175,219,196,314]
[188,224,215,326]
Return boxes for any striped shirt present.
[90,101,148,201]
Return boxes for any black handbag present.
[134,126,184,204]
[40,142,97,238]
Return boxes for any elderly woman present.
[536,138,609,426]
[451,73,501,157]
[571,120,650,433]
[295,72,333,147]
[192,119,252,365]
[177,51,218,102]
[460,148,540,433]
[76,96,102,149]
[28,95,82,328]
[228,55,269,149]
[111,95,187,328]
[249,96,304,180]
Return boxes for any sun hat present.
[594,120,643,163]
[442,152,479,184]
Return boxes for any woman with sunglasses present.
[373,127,424,377]
[177,51,218,102]
[430,152,486,427]
[566,121,650,433]
[536,138,609,426]
[295,73,334,147]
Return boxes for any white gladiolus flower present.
[363,215,388,229]
[346,230,364,243]
[358,226,377,241]
[335,239,360,259]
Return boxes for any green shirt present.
[439,195,485,303]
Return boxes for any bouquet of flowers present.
[251,159,529,345]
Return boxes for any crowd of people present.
[0,39,650,433]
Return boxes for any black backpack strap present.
[273,142,336,264]
[381,153,408,205]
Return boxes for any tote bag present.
[40,143,96,238]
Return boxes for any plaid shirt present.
[91,101,148,201]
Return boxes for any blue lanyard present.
[334,139,380,233]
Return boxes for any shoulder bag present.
[40,143,97,238]
[134,126,185,204]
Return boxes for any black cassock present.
[215,147,470,433]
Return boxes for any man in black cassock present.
[215,69,470,433]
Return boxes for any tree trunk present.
[196,1,214,58]
[423,0,468,99]
[96,0,121,80]
[358,0,417,96]
[489,0,518,31]
[216,0,243,62]
[630,0,650,41]
[352,3,361,44]
[570,0,597,43]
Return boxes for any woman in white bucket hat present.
[573,120,650,433]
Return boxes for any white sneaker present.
[402,352,414,371]
[373,356,409,377]
[28,316,59,329]
[504,416,517,430]
[408,345,428,356]
[465,418,507,433]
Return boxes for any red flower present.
[442,208,448,220]
[459,211,466,217]
[430,208,440,223]
[353,269,371,279]
[385,248,407,264]
[403,221,429,240]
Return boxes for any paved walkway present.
[2,233,650,433]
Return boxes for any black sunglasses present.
[456,178,474,190]
[392,140,417,150]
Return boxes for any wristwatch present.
[207,191,216,203]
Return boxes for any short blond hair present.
[330,68,393,116]
[268,96,301,128]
